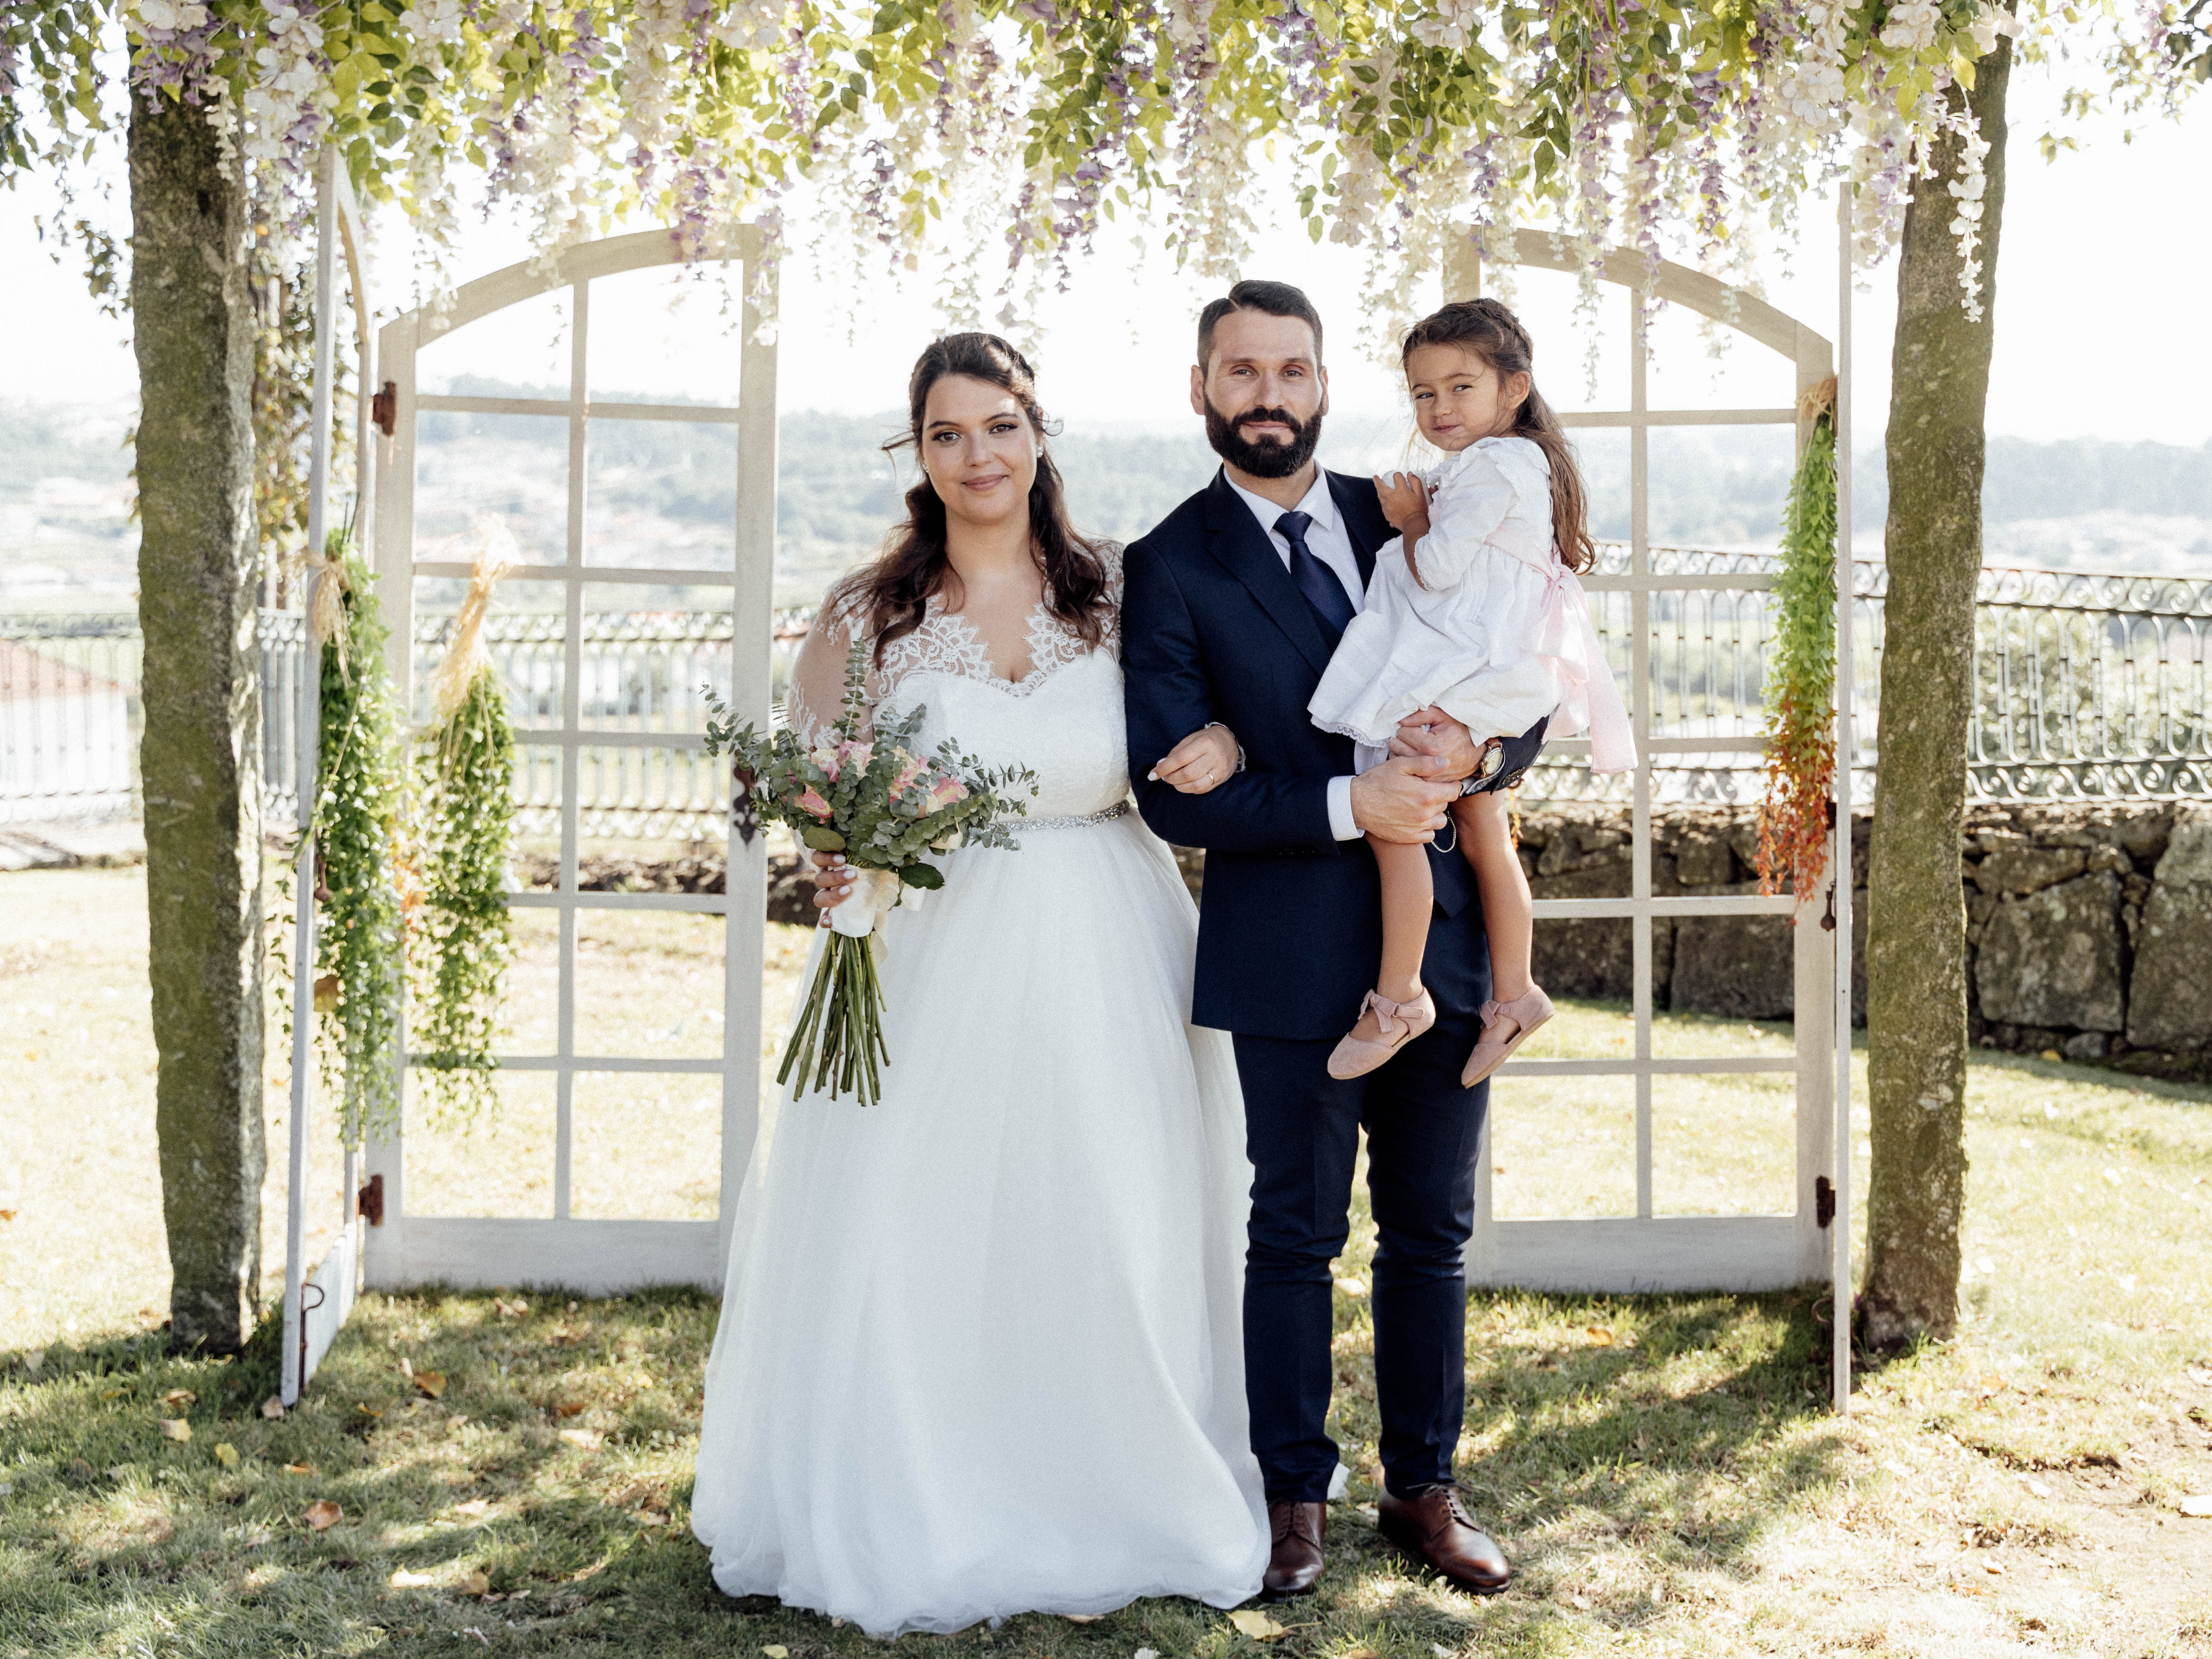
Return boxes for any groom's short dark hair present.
[1197,280,1324,372]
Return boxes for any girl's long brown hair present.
[848,332,1110,663]
[1400,298,1597,575]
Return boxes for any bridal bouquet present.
[704,641,1036,1106]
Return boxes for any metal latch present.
[1815,1174,1836,1229]
[358,1172,385,1226]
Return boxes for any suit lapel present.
[1328,469,1388,592]
[1202,469,1336,677]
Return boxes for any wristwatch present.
[1457,740,1506,795]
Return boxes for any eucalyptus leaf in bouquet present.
[703,640,1038,1105]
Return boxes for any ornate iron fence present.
[7,562,2211,832]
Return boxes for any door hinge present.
[1815,1174,1836,1229]
[358,1172,385,1226]
[370,380,397,437]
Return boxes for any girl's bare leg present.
[1327,835,1441,1077]
[1350,834,1433,1041]
[1454,790,1532,1003]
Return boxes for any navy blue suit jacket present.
[1123,466,1543,1040]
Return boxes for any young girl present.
[1179,298,1633,1086]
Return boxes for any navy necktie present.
[1276,509,1356,641]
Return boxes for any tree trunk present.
[1863,36,2014,1350]
[129,97,267,1354]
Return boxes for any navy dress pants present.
[1231,914,1492,1505]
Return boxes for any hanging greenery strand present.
[413,524,520,1124]
[1757,376,1840,906]
[307,522,410,1142]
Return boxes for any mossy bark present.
[129,98,266,1353]
[1863,36,2014,1351]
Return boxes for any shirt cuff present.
[1327,774,1359,841]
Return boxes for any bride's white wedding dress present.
[690,553,1268,1635]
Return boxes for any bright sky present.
[4,61,2206,449]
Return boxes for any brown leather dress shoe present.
[1261,1500,1326,1599]
[1375,1484,1511,1595]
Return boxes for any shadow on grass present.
[0,1281,1869,1659]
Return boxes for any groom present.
[1123,280,1539,1600]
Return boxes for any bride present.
[690,333,1269,1633]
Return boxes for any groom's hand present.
[1388,706,1483,784]
[1349,756,1459,844]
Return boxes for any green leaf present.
[802,826,849,851]
[896,863,944,890]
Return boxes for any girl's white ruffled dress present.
[1310,434,1634,774]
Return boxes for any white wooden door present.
[366,228,776,1294]
[1454,232,1842,1293]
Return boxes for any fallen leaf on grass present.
[2179,1494,2212,1518]
[413,1371,446,1400]
[552,1400,587,1418]
[261,1396,285,1420]
[558,1428,603,1451]
[99,1388,125,1401]
[2024,1477,2054,1498]
[157,1418,192,1443]
[1568,1593,1592,1610]
[2184,1365,2212,1389]
[761,1646,789,1658]
[0,1209,15,1221]
[1983,1561,2005,1575]
[493,1297,529,1320]
[1333,1277,1369,1297]
[1336,1648,1379,1659]
[458,1570,491,1596]
[454,1499,492,1517]
[160,1388,196,1409]
[1584,1327,1616,1346]
[284,1463,314,1475]
[1063,1613,1102,1623]
[1880,1459,1912,1478]
[1228,1609,1289,1640]
[391,1569,435,1588]
[213,1443,240,1469]
[305,1500,342,1531]
[1975,1373,2008,1396]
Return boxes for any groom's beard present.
[1203,394,1323,480]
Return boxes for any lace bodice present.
[787,548,1131,820]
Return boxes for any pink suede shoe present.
[1327,988,1437,1080]
[1460,986,1554,1087]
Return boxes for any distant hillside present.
[6,395,2209,607]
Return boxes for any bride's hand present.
[1150,723,1241,794]
[810,851,855,924]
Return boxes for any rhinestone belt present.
[1000,801,1131,831]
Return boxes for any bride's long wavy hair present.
[847,332,1111,664]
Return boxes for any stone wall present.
[524,798,2212,1082]
[1516,799,2212,1083]
[1513,804,1869,1026]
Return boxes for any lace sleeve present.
[787,581,873,747]
[1093,540,1125,654]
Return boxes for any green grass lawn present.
[3,869,2210,1657]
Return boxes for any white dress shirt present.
[1224,469,1367,841]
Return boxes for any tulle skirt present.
[690,811,1268,1635]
